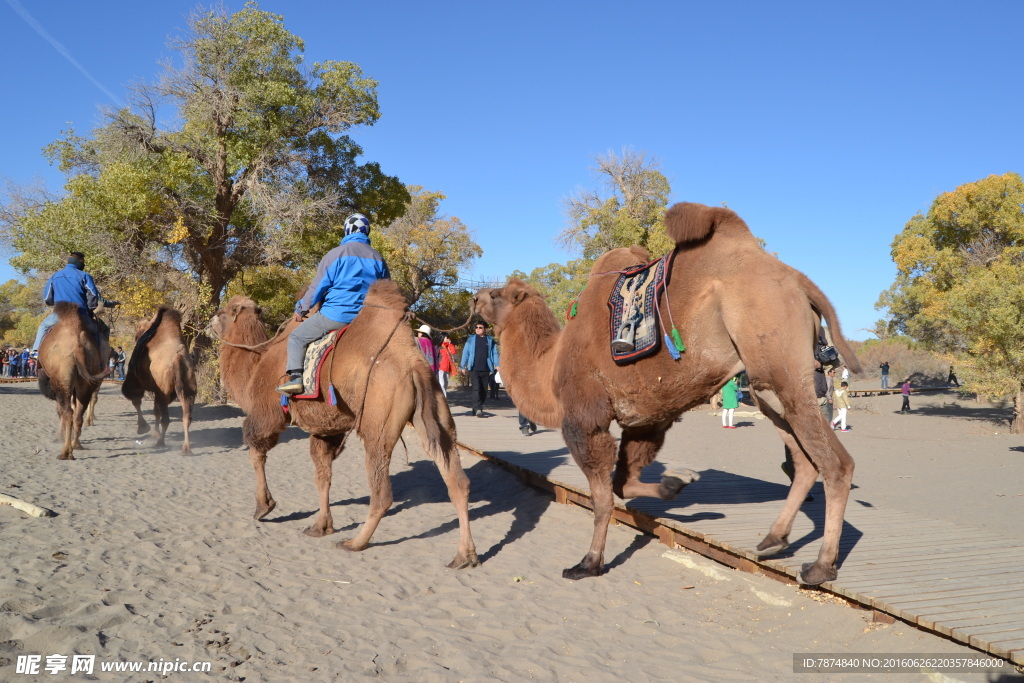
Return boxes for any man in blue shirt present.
[32,252,118,352]
[277,213,390,395]
[459,322,499,417]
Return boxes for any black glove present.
[103,299,120,308]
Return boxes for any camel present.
[121,307,197,455]
[209,280,478,569]
[36,302,107,460]
[473,202,860,586]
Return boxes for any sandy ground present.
[1,380,1022,682]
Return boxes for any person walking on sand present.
[436,334,457,397]
[900,379,912,413]
[721,376,739,429]
[831,381,852,431]
[947,365,960,387]
[880,361,890,389]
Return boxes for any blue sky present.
[3,1,1022,341]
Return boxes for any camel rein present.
[332,305,412,454]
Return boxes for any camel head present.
[210,295,262,340]
[472,279,539,334]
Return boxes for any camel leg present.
[84,392,98,427]
[304,433,345,538]
[70,396,84,451]
[246,419,281,520]
[338,426,397,552]
[753,429,816,557]
[561,422,618,579]
[67,394,88,459]
[56,399,74,460]
[152,395,169,448]
[411,388,479,569]
[132,396,149,435]
[613,425,699,501]
[178,388,193,457]
[754,388,854,585]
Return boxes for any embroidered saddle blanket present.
[293,326,348,400]
[606,254,672,365]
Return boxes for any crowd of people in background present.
[1,346,37,378]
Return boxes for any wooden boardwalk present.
[452,401,1024,666]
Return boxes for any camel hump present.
[157,306,183,327]
[53,301,81,320]
[364,279,409,312]
[664,202,749,245]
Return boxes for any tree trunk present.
[1013,388,1024,434]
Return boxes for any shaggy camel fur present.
[474,202,860,586]
[121,307,197,455]
[37,302,106,460]
[209,280,478,569]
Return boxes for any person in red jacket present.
[437,334,457,397]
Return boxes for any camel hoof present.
[561,563,606,580]
[336,538,367,552]
[447,553,480,570]
[253,499,277,521]
[303,525,333,538]
[754,534,790,557]
[660,469,700,498]
[137,424,149,435]
[180,447,193,457]
[798,562,837,586]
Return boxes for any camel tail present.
[175,350,198,404]
[410,366,455,466]
[664,202,743,245]
[126,307,167,381]
[798,272,862,374]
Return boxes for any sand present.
[1,380,1022,682]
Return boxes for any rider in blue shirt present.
[277,214,390,394]
[32,252,118,352]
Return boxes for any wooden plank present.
[459,436,1023,664]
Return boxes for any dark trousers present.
[470,370,490,412]
[901,395,910,411]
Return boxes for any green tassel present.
[569,301,578,319]
[671,327,685,352]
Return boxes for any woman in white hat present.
[415,324,438,377]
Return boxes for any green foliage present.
[878,172,1024,427]
[0,2,406,336]
[510,259,594,327]
[0,279,46,346]
[373,186,482,308]
[560,149,674,259]
[509,150,674,323]
[225,264,309,327]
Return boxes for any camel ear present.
[509,287,528,305]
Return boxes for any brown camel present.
[37,302,106,460]
[473,202,860,585]
[209,280,478,569]
[121,307,197,455]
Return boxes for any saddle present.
[292,326,348,400]
[606,252,682,365]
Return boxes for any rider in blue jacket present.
[277,214,390,394]
[32,252,118,352]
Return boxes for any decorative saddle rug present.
[293,326,348,400]
[606,253,673,365]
